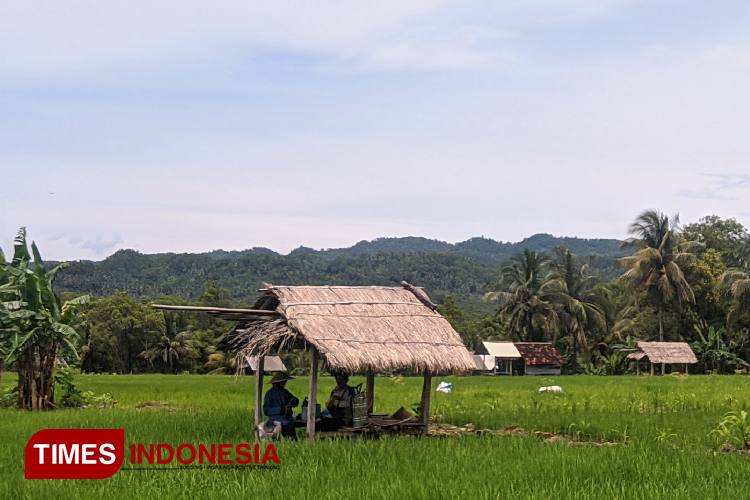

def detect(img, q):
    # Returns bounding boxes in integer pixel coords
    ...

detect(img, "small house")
[626,342,697,375]
[514,342,564,375]
[475,341,522,375]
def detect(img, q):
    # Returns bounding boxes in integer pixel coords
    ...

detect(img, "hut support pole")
[650,362,654,376]
[307,349,319,439]
[420,370,432,434]
[366,371,375,414]
[254,356,265,436]
[636,361,639,376]
[661,363,665,375]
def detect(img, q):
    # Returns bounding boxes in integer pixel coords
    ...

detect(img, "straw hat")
[268,372,294,385]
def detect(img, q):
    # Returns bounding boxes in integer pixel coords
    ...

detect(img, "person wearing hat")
[263,372,299,439]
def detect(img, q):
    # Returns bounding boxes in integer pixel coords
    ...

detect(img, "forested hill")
[56,233,625,305]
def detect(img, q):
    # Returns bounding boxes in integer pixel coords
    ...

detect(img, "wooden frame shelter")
[163,282,475,439]
[626,341,698,375]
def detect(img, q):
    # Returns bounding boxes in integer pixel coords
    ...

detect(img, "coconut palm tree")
[546,248,608,363]
[140,333,196,373]
[619,210,696,348]
[719,267,750,325]
[486,249,559,341]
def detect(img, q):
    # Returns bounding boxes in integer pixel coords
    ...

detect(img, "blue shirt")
[263,386,299,419]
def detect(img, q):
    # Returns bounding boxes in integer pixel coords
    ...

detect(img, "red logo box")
[25,428,125,479]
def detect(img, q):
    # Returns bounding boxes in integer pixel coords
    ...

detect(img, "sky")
[1,1,749,260]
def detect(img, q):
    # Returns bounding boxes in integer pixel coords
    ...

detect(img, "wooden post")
[254,356,265,436]
[650,362,654,376]
[636,360,640,376]
[366,371,375,414]
[307,348,319,439]
[420,370,432,433]
[661,363,665,375]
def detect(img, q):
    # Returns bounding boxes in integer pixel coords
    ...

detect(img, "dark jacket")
[263,386,299,419]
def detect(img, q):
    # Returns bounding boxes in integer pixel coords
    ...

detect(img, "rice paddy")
[2,373,750,499]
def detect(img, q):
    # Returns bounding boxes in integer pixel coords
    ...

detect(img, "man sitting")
[324,372,356,430]
[263,372,299,439]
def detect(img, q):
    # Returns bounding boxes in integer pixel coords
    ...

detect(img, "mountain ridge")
[55,233,627,305]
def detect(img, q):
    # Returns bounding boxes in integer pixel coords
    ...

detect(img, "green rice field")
[2,373,750,499]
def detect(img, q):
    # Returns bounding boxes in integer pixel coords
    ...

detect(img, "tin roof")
[479,341,522,358]
[514,343,564,366]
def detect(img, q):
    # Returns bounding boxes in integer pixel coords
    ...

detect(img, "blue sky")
[2,1,749,260]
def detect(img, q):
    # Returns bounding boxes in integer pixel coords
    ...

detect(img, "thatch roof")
[626,342,697,364]
[233,284,476,374]
[514,343,564,366]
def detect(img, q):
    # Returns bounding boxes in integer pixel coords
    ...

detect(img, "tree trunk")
[658,306,665,375]
[657,306,664,342]
[16,344,57,411]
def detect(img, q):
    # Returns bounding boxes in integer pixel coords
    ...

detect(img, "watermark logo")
[25,428,279,479]
[25,428,125,479]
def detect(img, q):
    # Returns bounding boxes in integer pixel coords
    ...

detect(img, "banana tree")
[1,228,89,409]
[691,323,749,373]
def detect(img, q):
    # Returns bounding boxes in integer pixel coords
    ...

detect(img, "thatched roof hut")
[233,284,476,374]
[626,341,697,371]
[157,282,473,438]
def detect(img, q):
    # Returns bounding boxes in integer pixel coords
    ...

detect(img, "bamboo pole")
[307,349,319,439]
[254,356,265,436]
[366,371,375,414]
[420,370,432,434]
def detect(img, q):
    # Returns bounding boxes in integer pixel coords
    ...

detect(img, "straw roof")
[233,284,476,374]
[626,342,697,364]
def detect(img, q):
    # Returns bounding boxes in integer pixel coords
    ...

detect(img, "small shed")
[242,355,287,374]
[180,282,477,438]
[514,342,564,375]
[475,341,521,375]
[626,342,698,375]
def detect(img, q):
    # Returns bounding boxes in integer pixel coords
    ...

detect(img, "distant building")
[514,343,564,375]
[475,341,522,375]
[626,342,697,375]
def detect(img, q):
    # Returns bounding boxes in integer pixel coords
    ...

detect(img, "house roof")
[514,343,564,366]
[243,355,287,372]
[233,283,476,374]
[479,341,521,358]
[626,342,697,364]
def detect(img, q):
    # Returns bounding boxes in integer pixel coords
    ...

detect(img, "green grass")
[2,373,750,499]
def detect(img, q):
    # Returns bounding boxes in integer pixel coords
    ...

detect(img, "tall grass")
[1,373,749,499]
